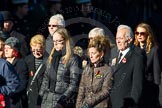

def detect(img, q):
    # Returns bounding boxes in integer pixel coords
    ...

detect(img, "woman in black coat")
[25,34,47,108]
[134,23,161,108]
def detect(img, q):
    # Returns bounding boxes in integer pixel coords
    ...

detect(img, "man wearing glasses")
[45,14,65,57]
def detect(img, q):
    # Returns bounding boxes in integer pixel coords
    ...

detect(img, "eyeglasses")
[53,39,64,44]
[48,25,60,27]
[135,32,147,36]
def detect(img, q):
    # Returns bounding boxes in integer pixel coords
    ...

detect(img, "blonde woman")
[134,23,161,108]
[37,27,82,108]
[25,34,46,108]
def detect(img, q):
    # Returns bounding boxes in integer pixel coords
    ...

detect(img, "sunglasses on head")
[48,25,60,27]
[135,32,147,36]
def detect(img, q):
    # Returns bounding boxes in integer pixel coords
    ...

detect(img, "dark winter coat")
[38,54,82,108]
[0,58,20,108]
[25,54,46,108]
[9,58,29,108]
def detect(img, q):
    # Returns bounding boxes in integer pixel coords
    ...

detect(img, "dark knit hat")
[5,37,20,51]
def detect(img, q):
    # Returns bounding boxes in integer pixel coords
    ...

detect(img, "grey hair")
[49,14,65,27]
[117,24,134,39]
[88,27,105,38]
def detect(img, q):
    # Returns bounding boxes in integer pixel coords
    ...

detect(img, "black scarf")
[48,50,62,91]
[90,58,105,68]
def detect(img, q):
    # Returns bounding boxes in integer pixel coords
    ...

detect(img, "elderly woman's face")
[88,47,103,65]
[31,44,44,59]
[53,32,65,51]
[48,19,59,35]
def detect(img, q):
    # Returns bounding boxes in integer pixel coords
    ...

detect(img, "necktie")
[118,52,123,63]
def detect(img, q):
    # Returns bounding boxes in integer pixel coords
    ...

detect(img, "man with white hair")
[45,14,65,57]
[109,25,145,108]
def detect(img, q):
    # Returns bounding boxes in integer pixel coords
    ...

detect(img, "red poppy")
[0,93,5,108]
[30,71,34,77]
[122,57,127,63]
[95,70,100,76]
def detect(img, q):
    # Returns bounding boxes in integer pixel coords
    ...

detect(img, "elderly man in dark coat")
[109,25,145,108]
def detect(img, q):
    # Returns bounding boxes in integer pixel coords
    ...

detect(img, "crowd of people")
[0,0,162,108]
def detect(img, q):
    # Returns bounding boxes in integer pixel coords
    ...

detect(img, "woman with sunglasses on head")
[134,22,161,108]
[37,27,82,108]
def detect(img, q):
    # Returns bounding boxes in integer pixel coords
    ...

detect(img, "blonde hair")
[30,34,45,49]
[134,23,155,53]
[48,27,73,65]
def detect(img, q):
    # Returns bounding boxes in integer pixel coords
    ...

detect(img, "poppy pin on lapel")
[95,70,102,78]
[122,57,127,63]
[30,71,34,77]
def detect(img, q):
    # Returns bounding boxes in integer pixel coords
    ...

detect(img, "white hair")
[88,27,105,38]
[117,24,134,39]
[49,14,65,27]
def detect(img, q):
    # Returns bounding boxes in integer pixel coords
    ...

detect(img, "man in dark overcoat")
[109,25,145,108]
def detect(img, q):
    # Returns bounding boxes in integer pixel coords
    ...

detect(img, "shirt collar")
[120,47,130,56]
[118,47,130,63]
